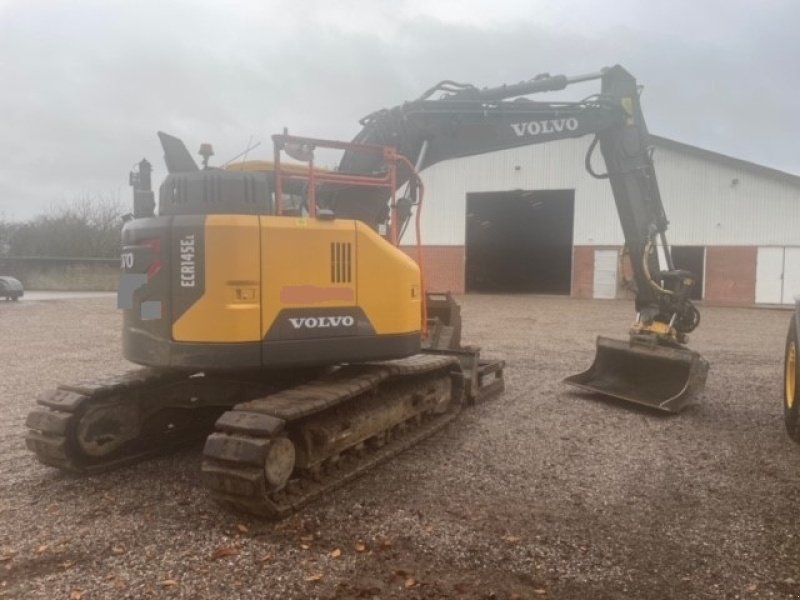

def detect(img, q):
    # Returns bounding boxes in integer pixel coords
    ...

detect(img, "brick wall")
[571,246,595,298]
[704,246,756,305]
[402,246,466,294]
[405,244,760,306]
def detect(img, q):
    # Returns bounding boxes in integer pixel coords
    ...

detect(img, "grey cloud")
[1,0,798,218]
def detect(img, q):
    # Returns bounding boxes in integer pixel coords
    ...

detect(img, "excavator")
[784,307,800,442]
[25,65,708,517]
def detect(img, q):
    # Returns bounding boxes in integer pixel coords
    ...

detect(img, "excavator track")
[25,351,504,518]
[202,354,478,518]
[26,369,190,472]
[25,368,317,473]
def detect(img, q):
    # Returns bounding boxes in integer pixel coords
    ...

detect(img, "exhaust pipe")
[564,336,709,413]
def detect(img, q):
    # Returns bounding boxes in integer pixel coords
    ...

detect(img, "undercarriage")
[25,350,504,517]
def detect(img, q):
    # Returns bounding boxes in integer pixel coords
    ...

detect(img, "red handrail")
[272,133,428,333]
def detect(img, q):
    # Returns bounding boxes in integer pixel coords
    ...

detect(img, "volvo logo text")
[289,316,356,329]
[510,118,579,137]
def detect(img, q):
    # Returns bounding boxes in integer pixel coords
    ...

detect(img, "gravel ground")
[0,295,797,599]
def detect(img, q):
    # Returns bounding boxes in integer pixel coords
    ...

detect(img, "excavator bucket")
[564,336,709,413]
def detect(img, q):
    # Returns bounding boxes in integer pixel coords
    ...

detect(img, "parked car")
[0,276,23,301]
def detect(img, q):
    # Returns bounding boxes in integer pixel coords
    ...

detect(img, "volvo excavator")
[25,65,708,517]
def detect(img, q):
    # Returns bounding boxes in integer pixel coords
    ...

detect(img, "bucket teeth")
[564,336,709,413]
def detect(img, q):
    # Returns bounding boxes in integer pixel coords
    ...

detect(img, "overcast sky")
[1,0,797,220]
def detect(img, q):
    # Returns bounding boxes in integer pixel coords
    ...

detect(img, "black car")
[0,276,23,301]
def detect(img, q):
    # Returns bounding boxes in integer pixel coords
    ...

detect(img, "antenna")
[221,137,262,169]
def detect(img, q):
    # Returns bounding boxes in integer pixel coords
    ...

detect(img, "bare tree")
[9,192,126,258]
[0,212,20,256]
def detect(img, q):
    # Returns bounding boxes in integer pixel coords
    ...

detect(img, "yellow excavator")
[785,309,799,441]
[25,65,707,517]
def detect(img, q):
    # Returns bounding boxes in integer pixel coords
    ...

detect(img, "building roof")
[651,135,800,187]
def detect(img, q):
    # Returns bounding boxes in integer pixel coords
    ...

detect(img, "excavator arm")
[333,64,708,411]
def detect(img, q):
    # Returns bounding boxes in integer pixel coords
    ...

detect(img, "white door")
[593,249,618,299]
[783,248,800,304]
[756,247,783,304]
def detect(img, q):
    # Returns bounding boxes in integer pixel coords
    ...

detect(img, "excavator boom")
[332,65,708,411]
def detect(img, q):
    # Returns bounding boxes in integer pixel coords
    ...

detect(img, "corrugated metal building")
[402,135,800,306]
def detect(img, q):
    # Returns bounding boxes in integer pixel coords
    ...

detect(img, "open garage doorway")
[466,189,575,293]
[670,246,704,300]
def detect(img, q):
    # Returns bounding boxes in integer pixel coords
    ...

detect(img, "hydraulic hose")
[585,135,609,180]
[642,239,675,296]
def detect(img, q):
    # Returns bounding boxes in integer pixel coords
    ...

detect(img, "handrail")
[271,132,428,333]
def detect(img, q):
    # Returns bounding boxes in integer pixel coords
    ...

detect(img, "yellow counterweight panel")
[354,222,422,335]
[260,216,358,337]
[173,215,261,342]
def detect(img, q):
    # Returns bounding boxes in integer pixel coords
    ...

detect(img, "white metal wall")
[402,137,800,248]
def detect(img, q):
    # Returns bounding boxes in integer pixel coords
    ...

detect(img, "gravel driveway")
[0,295,796,599]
